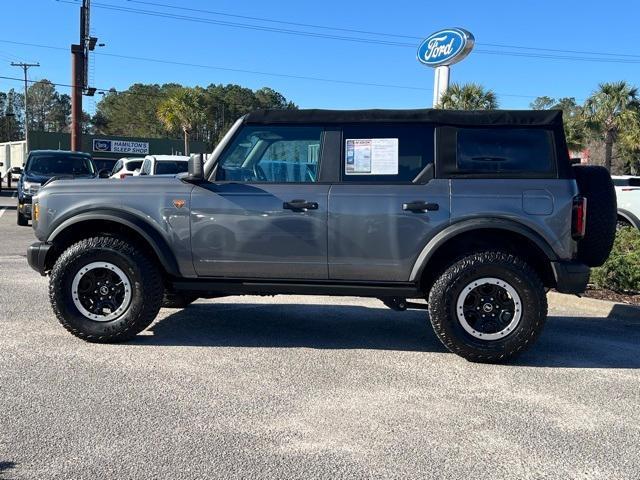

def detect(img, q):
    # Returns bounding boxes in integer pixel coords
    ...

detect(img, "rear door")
[328,123,450,282]
[190,125,330,279]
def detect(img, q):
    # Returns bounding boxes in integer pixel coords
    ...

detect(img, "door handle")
[283,199,319,211]
[402,201,439,212]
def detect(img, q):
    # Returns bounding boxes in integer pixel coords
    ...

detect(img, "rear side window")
[341,124,434,183]
[155,161,188,175]
[456,128,554,175]
[126,160,142,171]
[613,177,640,187]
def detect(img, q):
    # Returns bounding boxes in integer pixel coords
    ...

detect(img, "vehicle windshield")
[155,161,188,175]
[27,154,95,176]
[125,160,143,171]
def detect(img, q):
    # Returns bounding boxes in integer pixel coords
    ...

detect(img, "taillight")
[621,188,640,192]
[572,196,587,240]
[120,173,132,179]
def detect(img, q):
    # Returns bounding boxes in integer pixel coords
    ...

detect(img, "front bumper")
[18,197,33,219]
[27,242,52,276]
[551,261,590,294]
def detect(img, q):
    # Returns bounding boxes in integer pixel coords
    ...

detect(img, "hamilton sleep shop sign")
[93,139,150,155]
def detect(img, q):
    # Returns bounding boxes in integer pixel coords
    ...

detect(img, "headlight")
[23,181,41,195]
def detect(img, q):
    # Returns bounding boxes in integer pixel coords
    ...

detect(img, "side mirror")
[98,169,111,179]
[187,153,204,181]
[570,157,582,165]
[10,166,23,175]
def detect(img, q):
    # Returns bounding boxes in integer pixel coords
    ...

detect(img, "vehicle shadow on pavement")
[516,313,640,368]
[137,303,640,368]
[139,303,447,353]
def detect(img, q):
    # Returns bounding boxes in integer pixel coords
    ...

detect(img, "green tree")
[438,83,498,110]
[530,96,588,152]
[157,87,205,154]
[27,80,58,131]
[584,81,640,171]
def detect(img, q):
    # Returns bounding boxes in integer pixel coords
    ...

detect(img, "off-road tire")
[573,165,617,267]
[162,292,198,309]
[49,236,163,342]
[428,251,547,363]
[17,207,28,226]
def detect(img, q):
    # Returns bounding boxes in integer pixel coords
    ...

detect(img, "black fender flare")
[409,218,559,282]
[48,208,181,277]
[617,208,640,229]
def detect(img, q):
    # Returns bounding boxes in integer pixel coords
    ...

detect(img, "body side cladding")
[47,209,182,277]
[409,217,559,282]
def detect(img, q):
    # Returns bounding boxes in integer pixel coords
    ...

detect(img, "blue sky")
[1,0,639,113]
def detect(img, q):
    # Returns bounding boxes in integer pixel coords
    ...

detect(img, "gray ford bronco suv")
[27,109,617,362]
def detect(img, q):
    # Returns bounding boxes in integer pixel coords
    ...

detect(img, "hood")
[24,172,96,184]
[39,175,186,195]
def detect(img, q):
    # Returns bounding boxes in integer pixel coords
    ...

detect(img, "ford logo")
[417,28,474,67]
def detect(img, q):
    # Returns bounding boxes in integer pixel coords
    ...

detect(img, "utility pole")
[11,62,40,151]
[71,0,98,151]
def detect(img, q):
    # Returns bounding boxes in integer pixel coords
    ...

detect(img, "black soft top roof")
[244,109,563,127]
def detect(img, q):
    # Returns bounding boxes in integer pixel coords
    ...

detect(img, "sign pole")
[432,65,450,107]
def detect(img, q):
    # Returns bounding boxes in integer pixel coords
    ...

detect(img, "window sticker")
[345,138,398,175]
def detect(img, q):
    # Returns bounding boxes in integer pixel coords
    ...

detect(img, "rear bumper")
[27,242,52,276]
[551,261,590,294]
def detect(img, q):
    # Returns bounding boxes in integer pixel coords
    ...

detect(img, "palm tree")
[157,88,205,154]
[438,83,498,110]
[584,81,640,171]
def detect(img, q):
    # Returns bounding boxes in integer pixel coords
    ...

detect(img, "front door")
[191,125,329,279]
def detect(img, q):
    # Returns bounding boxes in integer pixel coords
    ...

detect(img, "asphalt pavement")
[1,189,639,479]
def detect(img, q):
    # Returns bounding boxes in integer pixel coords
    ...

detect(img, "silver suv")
[27,109,617,362]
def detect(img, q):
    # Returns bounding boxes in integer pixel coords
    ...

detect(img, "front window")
[217,126,322,183]
[26,154,95,176]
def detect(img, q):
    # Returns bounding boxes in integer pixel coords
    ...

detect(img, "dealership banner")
[93,139,149,155]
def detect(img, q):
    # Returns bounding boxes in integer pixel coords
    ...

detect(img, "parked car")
[109,157,144,179]
[15,150,97,226]
[93,158,117,175]
[135,155,190,176]
[27,109,617,363]
[612,175,640,229]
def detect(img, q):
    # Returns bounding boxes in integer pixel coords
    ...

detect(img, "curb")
[548,291,640,321]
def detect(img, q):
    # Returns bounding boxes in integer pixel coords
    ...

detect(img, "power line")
[0,74,582,104]
[57,0,640,64]
[0,40,587,101]
[119,0,640,60]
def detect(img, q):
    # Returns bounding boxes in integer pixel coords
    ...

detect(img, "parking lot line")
[0,190,17,219]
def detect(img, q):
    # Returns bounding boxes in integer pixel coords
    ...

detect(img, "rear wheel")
[428,251,547,363]
[49,236,163,342]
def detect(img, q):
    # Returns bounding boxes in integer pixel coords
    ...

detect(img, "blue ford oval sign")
[417,28,475,67]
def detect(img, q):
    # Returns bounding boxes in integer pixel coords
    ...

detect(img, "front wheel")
[49,236,164,342]
[428,251,547,363]
[17,206,28,226]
